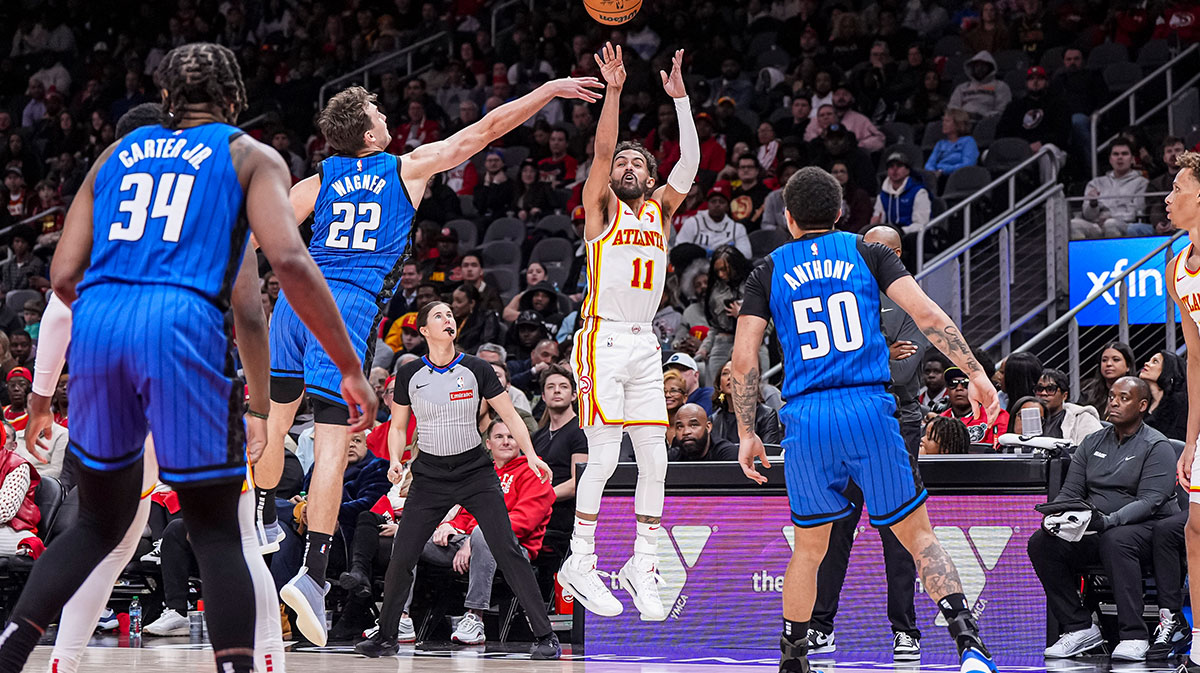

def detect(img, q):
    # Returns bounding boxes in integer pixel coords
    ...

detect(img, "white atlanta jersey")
[580,198,668,324]
[1172,242,1200,327]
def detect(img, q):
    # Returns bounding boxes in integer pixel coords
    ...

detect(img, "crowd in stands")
[1,0,1199,656]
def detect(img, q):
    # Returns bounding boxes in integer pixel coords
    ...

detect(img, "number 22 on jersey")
[630,257,654,290]
[793,290,864,360]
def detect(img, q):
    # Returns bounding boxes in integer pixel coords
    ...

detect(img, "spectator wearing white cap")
[663,353,714,416]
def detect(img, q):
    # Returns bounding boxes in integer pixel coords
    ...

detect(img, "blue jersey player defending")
[0,43,375,673]
[254,77,602,646]
[732,167,1000,673]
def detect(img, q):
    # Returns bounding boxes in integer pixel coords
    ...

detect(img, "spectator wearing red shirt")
[537,128,577,187]
[696,113,727,180]
[939,366,1009,443]
[389,100,440,152]
[1153,0,1200,42]
[0,421,40,558]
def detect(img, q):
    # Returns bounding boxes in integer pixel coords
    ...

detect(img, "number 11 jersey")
[740,231,911,399]
[310,151,415,295]
[580,198,667,324]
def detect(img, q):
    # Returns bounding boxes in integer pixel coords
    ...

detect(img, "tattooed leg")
[890,504,963,600]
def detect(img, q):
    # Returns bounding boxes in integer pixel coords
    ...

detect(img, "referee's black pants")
[811,417,921,639]
[377,447,552,641]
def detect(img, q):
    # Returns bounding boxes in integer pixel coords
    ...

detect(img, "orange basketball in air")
[584,0,642,25]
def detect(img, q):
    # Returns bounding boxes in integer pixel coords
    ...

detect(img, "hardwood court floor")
[24,642,1181,672]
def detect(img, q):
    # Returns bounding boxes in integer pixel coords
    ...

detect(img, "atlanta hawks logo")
[579,375,593,394]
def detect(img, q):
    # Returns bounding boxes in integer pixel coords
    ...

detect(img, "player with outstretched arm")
[731,167,999,673]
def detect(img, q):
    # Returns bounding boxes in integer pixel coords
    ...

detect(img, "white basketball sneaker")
[617,554,666,621]
[557,553,622,617]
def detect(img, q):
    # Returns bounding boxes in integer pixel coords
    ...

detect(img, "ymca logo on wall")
[598,525,713,622]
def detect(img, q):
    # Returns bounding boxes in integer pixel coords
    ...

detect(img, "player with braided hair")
[0,42,376,673]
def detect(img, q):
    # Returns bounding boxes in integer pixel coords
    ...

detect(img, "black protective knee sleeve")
[175,482,256,655]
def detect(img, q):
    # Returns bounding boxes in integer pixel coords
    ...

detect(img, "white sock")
[571,515,597,556]
[1191,628,1200,665]
[634,520,659,559]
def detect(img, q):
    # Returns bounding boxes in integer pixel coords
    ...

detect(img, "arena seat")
[481,217,526,244]
[534,214,574,240]
[1087,42,1129,71]
[480,240,521,272]
[444,219,478,250]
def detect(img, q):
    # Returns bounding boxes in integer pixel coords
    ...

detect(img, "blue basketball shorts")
[269,280,379,412]
[68,284,246,486]
[780,386,927,528]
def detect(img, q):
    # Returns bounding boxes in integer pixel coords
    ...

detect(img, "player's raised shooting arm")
[401,77,602,200]
[50,143,116,305]
[230,245,269,415]
[651,49,697,222]
[234,136,377,429]
[583,43,625,240]
[289,174,320,224]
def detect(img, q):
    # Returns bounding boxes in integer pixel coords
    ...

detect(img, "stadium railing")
[1090,43,1200,178]
[1013,230,1186,400]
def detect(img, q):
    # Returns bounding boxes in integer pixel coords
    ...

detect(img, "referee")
[355,301,560,659]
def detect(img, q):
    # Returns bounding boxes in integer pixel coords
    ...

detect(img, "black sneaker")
[1149,609,1192,660]
[530,632,561,660]
[1174,660,1200,673]
[780,636,811,673]
[354,635,399,658]
[338,568,372,598]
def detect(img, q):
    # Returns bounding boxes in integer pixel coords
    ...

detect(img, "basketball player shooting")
[557,44,699,620]
[731,167,1000,673]
[1165,150,1200,673]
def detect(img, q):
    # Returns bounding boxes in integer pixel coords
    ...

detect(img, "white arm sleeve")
[32,292,71,398]
[667,96,699,193]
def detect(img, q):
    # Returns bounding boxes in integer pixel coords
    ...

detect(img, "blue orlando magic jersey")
[83,122,247,306]
[741,231,911,399]
[310,152,415,294]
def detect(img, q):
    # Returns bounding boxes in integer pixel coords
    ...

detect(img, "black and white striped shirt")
[394,353,505,457]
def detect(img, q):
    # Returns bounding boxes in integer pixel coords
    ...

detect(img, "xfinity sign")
[1069,236,1182,327]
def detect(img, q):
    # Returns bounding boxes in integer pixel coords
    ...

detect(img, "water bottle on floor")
[129,596,142,643]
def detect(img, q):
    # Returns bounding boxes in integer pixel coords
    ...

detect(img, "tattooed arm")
[732,314,771,484]
[885,275,1000,422]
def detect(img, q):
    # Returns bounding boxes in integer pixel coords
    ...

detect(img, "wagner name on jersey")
[581,199,667,324]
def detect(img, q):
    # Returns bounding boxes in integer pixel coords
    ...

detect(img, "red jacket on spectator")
[366,419,415,462]
[699,136,727,175]
[445,454,554,559]
[389,119,440,152]
[0,449,40,533]
[940,407,1010,445]
[446,160,478,196]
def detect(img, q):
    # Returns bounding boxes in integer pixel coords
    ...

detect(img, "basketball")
[584,0,642,25]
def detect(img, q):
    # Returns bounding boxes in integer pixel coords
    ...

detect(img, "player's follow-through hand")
[968,371,1001,434]
[594,42,625,88]
[739,434,771,485]
[660,49,686,98]
[341,371,378,433]
[550,76,604,103]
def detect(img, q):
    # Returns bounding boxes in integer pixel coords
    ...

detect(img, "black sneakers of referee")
[354,634,399,658]
[530,632,562,660]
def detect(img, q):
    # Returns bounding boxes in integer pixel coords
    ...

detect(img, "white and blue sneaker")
[258,519,284,555]
[960,645,998,673]
[96,607,119,631]
[280,567,330,646]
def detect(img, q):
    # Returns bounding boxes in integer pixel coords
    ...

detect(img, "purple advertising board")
[585,494,1045,664]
